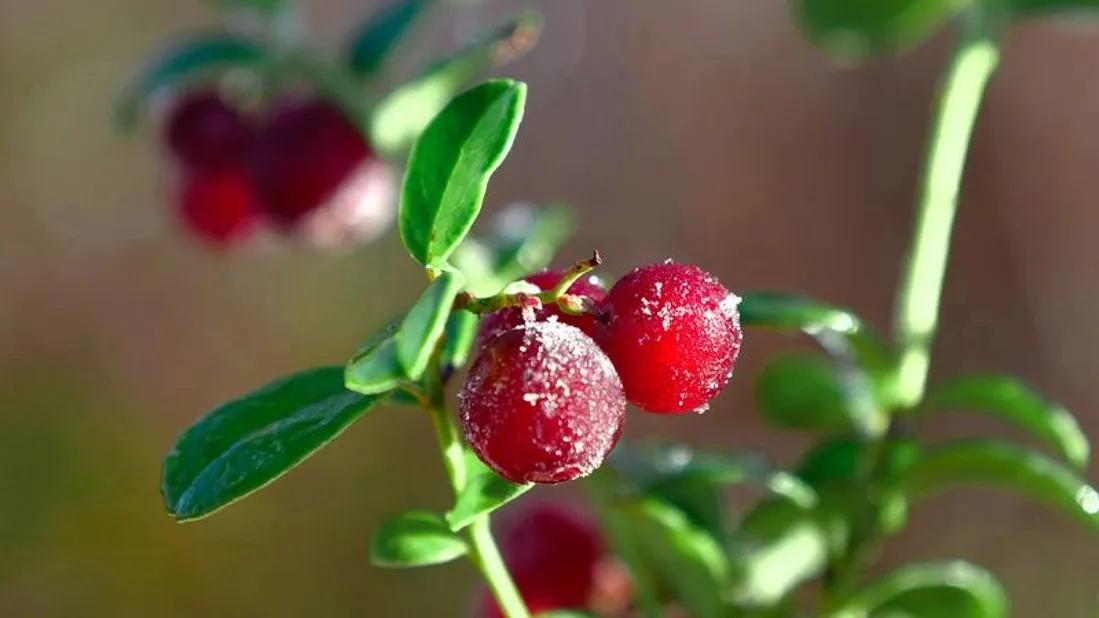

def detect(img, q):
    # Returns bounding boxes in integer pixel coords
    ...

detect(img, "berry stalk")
[456,251,603,316]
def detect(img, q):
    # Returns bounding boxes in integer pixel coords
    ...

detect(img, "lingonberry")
[476,270,608,350]
[596,260,742,414]
[459,320,626,484]
[162,88,252,172]
[248,97,382,232]
[175,167,260,245]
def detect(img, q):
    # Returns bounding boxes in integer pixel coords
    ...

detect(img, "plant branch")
[455,251,603,316]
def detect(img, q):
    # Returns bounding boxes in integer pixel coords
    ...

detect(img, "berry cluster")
[161,87,393,248]
[459,260,743,484]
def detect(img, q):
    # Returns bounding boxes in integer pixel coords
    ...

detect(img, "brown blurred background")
[3,1,1099,616]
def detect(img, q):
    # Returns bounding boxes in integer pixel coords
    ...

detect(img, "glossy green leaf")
[446,452,533,531]
[345,317,405,396]
[162,367,384,521]
[396,270,464,380]
[369,510,469,568]
[795,435,862,488]
[115,33,266,131]
[398,79,527,267]
[756,351,885,434]
[730,498,830,607]
[441,309,480,371]
[619,497,730,618]
[833,561,1008,618]
[922,374,1088,469]
[899,439,1099,530]
[346,0,430,76]
[793,0,963,63]
[369,11,542,157]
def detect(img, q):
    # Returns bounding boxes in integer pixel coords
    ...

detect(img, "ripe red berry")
[163,89,252,172]
[476,270,608,350]
[248,98,380,231]
[175,167,259,244]
[459,321,626,484]
[596,260,742,414]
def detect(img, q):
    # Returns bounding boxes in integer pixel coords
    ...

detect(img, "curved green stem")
[891,14,1001,410]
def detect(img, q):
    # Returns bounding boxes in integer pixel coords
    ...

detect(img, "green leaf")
[833,561,1008,618]
[346,0,431,77]
[792,0,963,63]
[369,11,542,157]
[396,270,465,380]
[794,435,862,488]
[441,308,480,370]
[115,33,266,132]
[369,510,469,568]
[446,452,533,531]
[731,499,830,607]
[756,351,885,435]
[922,374,1088,469]
[162,367,384,521]
[898,439,1099,531]
[345,317,406,396]
[398,79,527,267]
[619,497,730,618]
[1008,0,1099,17]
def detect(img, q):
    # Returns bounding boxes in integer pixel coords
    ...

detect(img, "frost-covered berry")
[459,321,626,484]
[596,260,742,414]
[175,167,259,245]
[163,89,252,172]
[476,270,608,350]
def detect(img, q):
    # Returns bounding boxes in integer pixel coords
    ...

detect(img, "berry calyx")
[175,167,260,245]
[459,320,626,484]
[476,269,608,351]
[163,89,252,172]
[596,260,742,414]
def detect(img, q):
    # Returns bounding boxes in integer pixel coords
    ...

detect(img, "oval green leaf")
[162,367,385,521]
[730,498,830,608]
[793,0,963,63]
[396,269,465,380]
[369,510,469,568]
[898,439,1099,531]
[446,452,533,531]
[398,79,527,267]
[441,309,480,371]
[922,374,1088,469]
[833,560,1008,618]
[756,351,881,433]
[369,11,542,157]
[345,317,406,396]
[115,33,266,132]
[346,0,431,77]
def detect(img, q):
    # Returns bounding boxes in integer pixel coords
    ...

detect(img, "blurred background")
[3,0,1099,616]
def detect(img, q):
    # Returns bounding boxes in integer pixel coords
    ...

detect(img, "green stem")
[891,14,1001,410]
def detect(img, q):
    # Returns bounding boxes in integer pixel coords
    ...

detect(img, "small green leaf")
[833,560,1008,618]
[922,374,1089,469]
[756,351,884,434]
[793,0,963,63]
[398,79,527,267]
[447,453,533,531]
[794,435,862,488]
[115,33,266,131]
[731,499,830,607]
[369,510,469,568]
[441,309,480,371]
[898,439,1099,531]
[346,0,431,76]
[345,317,405,396]
[162,367,384,521]
[369,11,542,157]
[396,270,465,380]
[619,497,730,618]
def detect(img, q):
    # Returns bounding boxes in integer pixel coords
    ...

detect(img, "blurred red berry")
[163,89,252,172]
[596,260,742,414]
[476,270,608,350]
[175,167,259,245]
[459,320,626,484]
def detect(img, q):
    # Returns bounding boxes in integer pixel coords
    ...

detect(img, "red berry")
[249,98,378,230]
[477,270,608,350]
[163,89,252,172]
[459,321,626,484]
[596,260,742,414]
[175,167,259,244]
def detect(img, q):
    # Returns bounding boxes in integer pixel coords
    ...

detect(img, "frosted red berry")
[596,260,742,414]
[175,167,259,244]
[163,89,252,172]
[248,97,377,229]
[459,320,626,484]
[476,270,608,350]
